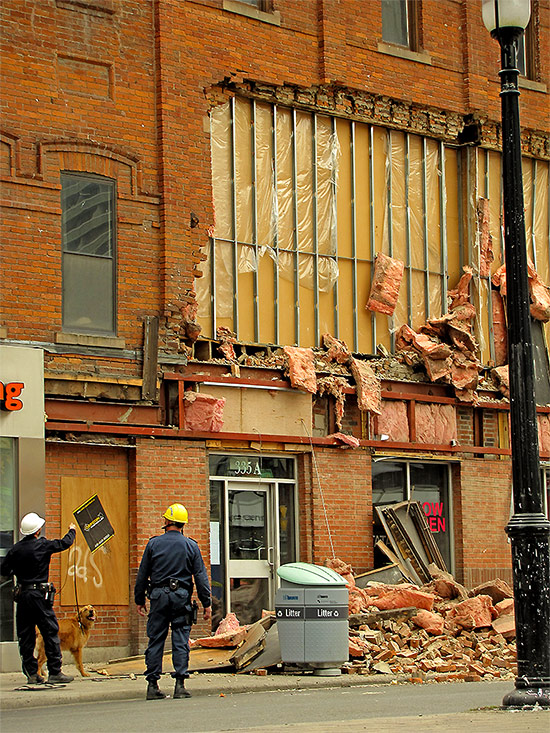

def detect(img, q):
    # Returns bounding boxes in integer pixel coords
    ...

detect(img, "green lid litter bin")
[275,562,349,676]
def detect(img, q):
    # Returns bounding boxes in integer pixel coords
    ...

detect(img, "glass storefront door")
[227,483,273,626]
[209,454,297,630]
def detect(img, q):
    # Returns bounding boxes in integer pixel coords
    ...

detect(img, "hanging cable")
[300,418,336,560]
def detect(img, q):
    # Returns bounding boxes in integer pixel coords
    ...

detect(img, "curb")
[0,671,398,711]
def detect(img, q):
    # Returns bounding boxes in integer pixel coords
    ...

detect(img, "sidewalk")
[0,664,400,710]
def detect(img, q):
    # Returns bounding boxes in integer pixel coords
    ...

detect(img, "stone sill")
[377,42,432,66]
[55,332,126,349]
[223,1,281,26]
[519,77,547,93]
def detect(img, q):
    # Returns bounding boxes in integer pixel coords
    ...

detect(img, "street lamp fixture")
[482,0,550,708]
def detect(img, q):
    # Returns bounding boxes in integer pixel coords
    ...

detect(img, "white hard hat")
[20,512,45,536]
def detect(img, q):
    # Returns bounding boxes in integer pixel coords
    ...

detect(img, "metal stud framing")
[332,116,339,339]
[351,120,359,351]
[312,115,320,347]
[369,124,377,353]
[291,108,300,345]
[251,99,260,342]
[272,104,280,345]
[230,96,239,337]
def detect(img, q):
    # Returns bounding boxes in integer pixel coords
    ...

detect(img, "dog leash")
[73,552,84,633]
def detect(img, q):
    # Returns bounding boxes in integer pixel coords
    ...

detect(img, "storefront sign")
[73,494,115,553]
[0,381,24,411]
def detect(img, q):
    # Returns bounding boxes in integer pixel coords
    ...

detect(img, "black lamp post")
[482,0,550,708]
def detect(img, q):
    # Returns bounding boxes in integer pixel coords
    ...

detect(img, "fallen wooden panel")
[376,501,446,584]
[238,624,282,673]
[375,540,418,584]
[104,646,235,675]
[188,646,235,672]
[229,616,273,670]
[354,563,404,587]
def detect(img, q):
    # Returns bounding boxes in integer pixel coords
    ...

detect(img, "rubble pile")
[327,558,517,681]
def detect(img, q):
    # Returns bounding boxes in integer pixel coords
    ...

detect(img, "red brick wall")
[304,446,372,574]
[454,459,513,588]
[45,443,130,650]
[130,438,211,651]
[3,0,548,354]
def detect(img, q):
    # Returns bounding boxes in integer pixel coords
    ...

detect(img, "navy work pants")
[145,587,192,682]
[16,590,62,678]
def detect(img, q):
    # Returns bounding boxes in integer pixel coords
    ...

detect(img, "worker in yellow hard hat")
[134,503,211,700]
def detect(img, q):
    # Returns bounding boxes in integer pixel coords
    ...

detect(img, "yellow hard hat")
[163,503,188,524]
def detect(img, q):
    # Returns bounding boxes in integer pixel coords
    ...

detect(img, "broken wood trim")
[141,316,159,400]
[408,399,416,442]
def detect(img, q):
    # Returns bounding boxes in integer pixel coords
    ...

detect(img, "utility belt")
[14,582,56,603]
[150,578,191,593]
[147,580,198,624]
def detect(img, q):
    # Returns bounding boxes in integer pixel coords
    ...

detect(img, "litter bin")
[275,562,349,676]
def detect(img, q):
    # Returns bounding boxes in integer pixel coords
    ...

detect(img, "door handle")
[267,546,274,567]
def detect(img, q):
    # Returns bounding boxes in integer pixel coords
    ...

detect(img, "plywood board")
[199,384,311,436]
[60,477,129,606]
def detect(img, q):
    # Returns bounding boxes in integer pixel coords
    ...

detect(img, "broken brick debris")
[283,346,317,394]
[366,252,404,316]
[448,267,473,309]
[493,261,550,323]
[326,557,517,682]
[491,364,509,399]
[527,259,550,322]
[469,578,513,605]
[216,326,237,361]
[182,391,225,431]
[322,333,351,365]
[350,357,381,414]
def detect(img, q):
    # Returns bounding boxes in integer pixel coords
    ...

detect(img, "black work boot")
[26,673,45,685]
[47,672,74,684]
[146,680,166,700]
[173,677,191,699]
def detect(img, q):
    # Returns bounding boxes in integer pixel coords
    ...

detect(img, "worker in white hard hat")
[1,512,76,685]
[134,503,211,700]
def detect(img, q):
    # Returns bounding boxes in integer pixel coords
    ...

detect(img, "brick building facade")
[1,0,549,668]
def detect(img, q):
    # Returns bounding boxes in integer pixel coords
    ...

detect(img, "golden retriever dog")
[37,605,96,677]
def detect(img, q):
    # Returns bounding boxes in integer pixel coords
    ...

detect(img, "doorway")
[209,454,297,630]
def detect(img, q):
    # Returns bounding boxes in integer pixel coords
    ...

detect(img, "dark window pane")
[62,175,114,256]
[382,0,409,46]
[372,461,406,505]
[278,484,296,566]
[63,252,114,333]
[410,463,451,570]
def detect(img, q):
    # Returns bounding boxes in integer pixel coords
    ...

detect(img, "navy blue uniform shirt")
[134,531,211,608]
[1,529,75,584]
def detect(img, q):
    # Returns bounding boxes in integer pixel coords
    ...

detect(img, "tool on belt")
[14,582,56,603]
[192,600,198,624]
